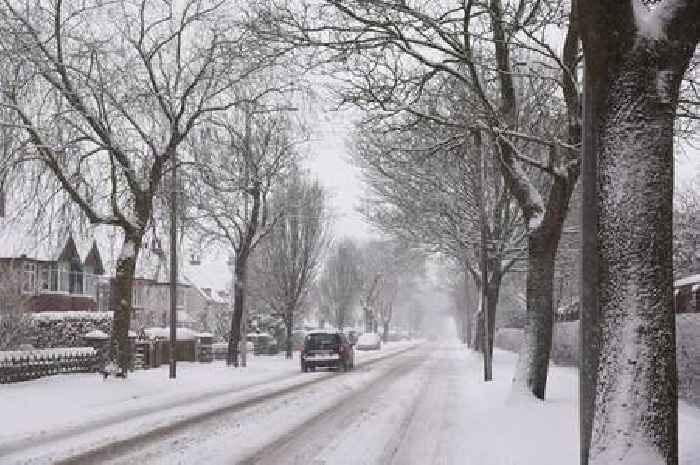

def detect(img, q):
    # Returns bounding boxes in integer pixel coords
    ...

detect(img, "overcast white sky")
[303,110,379,242]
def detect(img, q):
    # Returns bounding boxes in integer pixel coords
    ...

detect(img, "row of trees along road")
[357,239,427,341]
[314,236,427,338]
[257,0,581,399]
[253,0,698,463]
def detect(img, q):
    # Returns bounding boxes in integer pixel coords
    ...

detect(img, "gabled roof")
[57,235,81,264]
[84,240,105,275]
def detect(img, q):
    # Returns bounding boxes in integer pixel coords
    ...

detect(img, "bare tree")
[252,170,331,358]
[578,2,699,464]
[188,105,300,366]
[318,238,362,331]
[0,0,286,375]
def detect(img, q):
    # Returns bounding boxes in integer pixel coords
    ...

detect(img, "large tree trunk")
[485,273,501,367]
[227,254,248,367]
[463,271,475,348]
[512,151,577,398]
[382,319,390,343]
[111,233,141,377]
[585,46,685,465]
[512,231,558,398]
[578,3,698,462]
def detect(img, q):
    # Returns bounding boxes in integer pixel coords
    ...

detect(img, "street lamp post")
[169,149,178,379]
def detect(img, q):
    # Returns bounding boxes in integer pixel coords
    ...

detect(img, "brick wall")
[29,294,97,312]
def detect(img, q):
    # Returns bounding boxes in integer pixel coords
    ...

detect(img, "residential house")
[128,272,230,336]
[0,236,107,313]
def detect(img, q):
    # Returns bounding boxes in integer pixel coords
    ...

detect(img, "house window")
[177,287,185,310]
[133,283,145,309]
[22,262,36,294]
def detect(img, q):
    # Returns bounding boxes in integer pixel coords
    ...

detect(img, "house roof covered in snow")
[144,327,199,340]
[674,274,700,288]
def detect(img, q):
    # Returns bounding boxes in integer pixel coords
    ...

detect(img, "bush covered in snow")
[494,328,523,353]
[677,314,700,405]
[551,321,578,366]
[26,312,113,349]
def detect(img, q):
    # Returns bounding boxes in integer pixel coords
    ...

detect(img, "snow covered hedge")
[0,347,97,362]
[677,314,700,405]
[0,347,98,383]
[26,312,113,349]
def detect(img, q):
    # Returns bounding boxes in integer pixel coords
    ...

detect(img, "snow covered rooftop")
[32,312,113,321]
[144,327,199,341]
[674,274,700,288]
[83,330,109,339]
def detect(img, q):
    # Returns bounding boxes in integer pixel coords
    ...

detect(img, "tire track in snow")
[38,344,422,465]
[235,349,431,465]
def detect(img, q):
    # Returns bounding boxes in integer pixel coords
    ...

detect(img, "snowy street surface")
[1,341,699,465]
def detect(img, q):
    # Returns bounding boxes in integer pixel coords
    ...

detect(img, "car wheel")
[301,362,308,373]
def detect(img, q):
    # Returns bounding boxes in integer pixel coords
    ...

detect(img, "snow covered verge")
[0,340,420,462]
[495,314,700,405]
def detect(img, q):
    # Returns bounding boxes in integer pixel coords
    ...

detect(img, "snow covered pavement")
[2,341,699,464]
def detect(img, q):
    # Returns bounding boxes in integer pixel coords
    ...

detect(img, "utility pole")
[169,150,178,379]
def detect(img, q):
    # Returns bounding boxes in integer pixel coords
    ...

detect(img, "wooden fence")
[0,348,98,384]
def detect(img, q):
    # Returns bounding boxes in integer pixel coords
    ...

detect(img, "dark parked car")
[300,331,354,372]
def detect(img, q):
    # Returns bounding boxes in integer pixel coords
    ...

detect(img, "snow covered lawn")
[439,348,700,465]
[0,341,418,451]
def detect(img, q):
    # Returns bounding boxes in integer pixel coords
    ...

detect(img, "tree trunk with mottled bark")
[486,275,501,361]
[228,254,248,367]
[111,234,142,377]
[578,2,698,463]
[513,230,558,398]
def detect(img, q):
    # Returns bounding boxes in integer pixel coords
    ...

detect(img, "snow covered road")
[0,342,419,465]
[3,342,700,465]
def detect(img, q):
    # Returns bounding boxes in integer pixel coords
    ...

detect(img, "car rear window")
[306,333,339,347]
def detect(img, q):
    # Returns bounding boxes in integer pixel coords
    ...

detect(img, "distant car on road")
[355,333,382,351]
[300,331,354,372]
